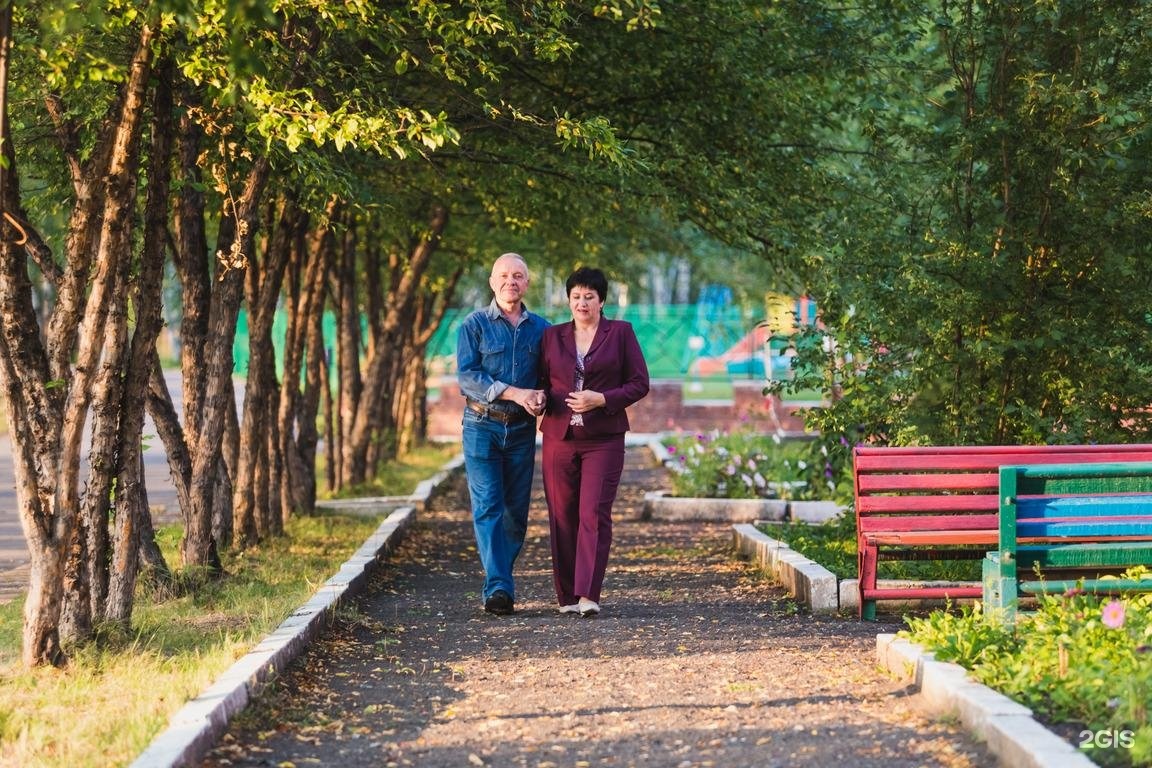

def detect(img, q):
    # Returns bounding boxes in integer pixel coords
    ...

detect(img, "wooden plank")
[1016,519,1152,538]
[857,472,997,492]
[1016,541,1152,569]
[858,513,998,532]
[856,495,998,514]
[1011,461,1152,480]
[863,530,996,546]
[1016,496,1152,519]
[862,586,983,600]
[1019,477,1152,495]
[1020,579,1152,595]
[855,444,1152,458]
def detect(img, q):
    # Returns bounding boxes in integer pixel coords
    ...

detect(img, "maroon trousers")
[541,430,626,605]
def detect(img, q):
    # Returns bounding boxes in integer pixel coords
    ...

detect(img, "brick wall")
[427,379,814,440]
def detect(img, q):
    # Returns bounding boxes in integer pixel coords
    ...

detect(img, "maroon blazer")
[539,319,650,440]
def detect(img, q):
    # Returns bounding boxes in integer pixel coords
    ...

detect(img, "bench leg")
[981,552,1017,625]
[859,543,878,621]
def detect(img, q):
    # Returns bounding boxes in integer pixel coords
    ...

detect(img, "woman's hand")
[565,390,605,413]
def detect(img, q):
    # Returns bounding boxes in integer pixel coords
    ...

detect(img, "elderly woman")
[539,267,650,617]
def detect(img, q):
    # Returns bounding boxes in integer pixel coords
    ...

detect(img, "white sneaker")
[558,603,581,614]
[578,597,600,616]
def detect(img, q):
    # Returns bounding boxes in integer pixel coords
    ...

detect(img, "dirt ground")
[200,446,998,768]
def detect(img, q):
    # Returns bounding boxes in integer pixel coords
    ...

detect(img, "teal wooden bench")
[853,444,1152,620]
[982,462,1152,623]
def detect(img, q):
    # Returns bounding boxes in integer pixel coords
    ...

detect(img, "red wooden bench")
[853,444,1152,619]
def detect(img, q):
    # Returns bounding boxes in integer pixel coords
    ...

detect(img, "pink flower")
[1102,599,1126,629]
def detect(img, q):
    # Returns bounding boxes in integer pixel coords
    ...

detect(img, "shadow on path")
[201,446,996,768]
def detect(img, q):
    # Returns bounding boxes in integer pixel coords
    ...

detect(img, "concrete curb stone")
[736,524,1097,767]
[731,523,839,614]
[130,507,415,768]
[130,453,464,768]
[876,634,1097,768]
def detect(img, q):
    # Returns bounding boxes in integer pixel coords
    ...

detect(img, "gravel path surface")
[201,446,997,768]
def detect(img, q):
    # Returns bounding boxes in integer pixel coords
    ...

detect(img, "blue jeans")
[461,410,537,601]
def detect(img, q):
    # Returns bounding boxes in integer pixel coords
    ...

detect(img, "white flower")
[797,460,808,470]
[741,473,754,488]
[772,433,782,445]
[725,464,737,476]
[753,472,766,488]
[746,459,757,471]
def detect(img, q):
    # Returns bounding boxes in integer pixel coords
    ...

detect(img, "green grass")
[681,378,735,401]
[0,442,459,768]
[323,440,459,499]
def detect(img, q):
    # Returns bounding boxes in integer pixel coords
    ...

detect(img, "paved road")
[0,372,229,603]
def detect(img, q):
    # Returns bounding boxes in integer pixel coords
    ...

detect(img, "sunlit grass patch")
[0,443,458,768]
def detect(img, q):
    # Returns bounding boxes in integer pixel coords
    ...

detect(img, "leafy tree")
[793,1,1152,447]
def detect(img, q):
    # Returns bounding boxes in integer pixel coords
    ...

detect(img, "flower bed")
[659,430,978,582]
[661,429,850,502]
[902,576,1152,768]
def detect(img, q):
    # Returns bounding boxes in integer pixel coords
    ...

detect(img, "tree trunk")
[333,218,361,491]
[106,56,177,625]
[234,195,293,546]
[341,205,447,487]
[0,16,156,665]
[181,156,270,569]
[279,201,333,515]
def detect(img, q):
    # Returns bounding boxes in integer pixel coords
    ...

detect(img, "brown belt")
[466,400,533,425]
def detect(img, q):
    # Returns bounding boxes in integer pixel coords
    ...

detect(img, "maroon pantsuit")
[539,319,649,606]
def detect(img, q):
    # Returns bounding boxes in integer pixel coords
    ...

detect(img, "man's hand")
[504,386,546,416]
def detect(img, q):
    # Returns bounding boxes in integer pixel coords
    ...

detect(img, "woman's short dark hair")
[565,267,608,303]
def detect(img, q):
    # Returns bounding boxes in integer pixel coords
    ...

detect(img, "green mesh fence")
[426,303,773,380]
[235,301,804,383]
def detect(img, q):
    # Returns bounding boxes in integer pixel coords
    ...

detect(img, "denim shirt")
[457,300,549,405]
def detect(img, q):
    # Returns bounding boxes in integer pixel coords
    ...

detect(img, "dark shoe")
[484,590,514,616]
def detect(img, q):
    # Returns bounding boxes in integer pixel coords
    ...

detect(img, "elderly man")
[456,252,549,615]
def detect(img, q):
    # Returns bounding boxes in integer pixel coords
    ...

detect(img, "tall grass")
[0,442,459,768]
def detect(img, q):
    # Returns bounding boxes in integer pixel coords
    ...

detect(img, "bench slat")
[865,530,996,546]
[857,473,997,492]
[1017,495,1152,518]
[1017,520,1152,537]
[859,514,998,533]
[861,586,983,600]
[1020,578,1152,595]
[857,495,998,514]
[1016,541,1152,569]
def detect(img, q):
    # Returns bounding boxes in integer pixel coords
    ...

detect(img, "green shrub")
[903,573,1152,768]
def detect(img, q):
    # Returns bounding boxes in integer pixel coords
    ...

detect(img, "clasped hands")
[518,388,547,417]
[513,387,604,417]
